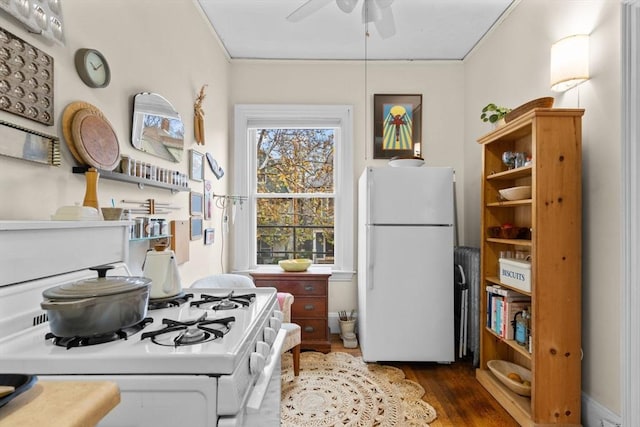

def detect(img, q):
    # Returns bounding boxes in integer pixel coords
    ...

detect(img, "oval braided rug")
[281,351,437,426]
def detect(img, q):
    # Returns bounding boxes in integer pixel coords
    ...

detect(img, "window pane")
[255,128,334,194]
[256,198,334,265]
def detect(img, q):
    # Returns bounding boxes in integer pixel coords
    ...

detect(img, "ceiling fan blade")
[287,0,333,22]
[362,0,382,23]
[374,6,395,38]
[336,0,358,13]
[375,0,394,8]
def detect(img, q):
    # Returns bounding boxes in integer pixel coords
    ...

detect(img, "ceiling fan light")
[336,0,358,13]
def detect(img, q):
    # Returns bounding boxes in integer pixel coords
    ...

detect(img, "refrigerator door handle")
[367,225,374,290]
[366,167,372,225]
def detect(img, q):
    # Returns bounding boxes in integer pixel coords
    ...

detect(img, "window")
[233,105,354,280]
[255,128,334,264]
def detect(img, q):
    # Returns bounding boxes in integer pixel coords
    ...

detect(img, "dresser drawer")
[292,297,327,318]
[296,319,328,341]
[264,280,326,296]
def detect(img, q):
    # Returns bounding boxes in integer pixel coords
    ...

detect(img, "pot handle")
[41,298,94,309]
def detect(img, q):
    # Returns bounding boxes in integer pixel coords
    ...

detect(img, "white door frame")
[621,1,639,425]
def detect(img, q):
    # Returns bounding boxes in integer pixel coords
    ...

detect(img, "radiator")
[454,246,480,366]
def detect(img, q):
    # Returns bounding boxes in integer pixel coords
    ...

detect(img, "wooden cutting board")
[61,101,106,165]
[170,220,190,264]
[0,381,120,427]
[71,109,120,171]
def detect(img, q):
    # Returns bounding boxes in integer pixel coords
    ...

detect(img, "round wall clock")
[74,48,111,88]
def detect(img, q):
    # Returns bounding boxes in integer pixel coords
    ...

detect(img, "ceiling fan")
[287,0,396,39]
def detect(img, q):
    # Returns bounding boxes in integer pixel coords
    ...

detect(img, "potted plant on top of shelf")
[480,103,511,127]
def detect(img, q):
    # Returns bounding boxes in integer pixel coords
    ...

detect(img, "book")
[485,284,527,298]
[504,300,531,340]
[494,295,503,336]
[486,289,531,339]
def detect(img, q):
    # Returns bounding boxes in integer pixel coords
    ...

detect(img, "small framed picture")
[190,191,203,216]
[190,217,203,240]
[373,94,423,159]
[204,228,215,245]
[204,180,212,220]
[189,149,204,181]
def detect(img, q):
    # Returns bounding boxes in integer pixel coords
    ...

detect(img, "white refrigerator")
[357,166,454,362]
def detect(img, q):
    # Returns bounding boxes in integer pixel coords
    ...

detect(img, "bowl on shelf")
[388,156,425,168]
[278,259,312,272]
[498,186,532,201]
[487,360,532,397]
[504,97,555,123]
[101,207,123,220]
[487,226,521,239]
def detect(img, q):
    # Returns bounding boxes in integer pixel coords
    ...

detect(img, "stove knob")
[256,340,270,358]
[273,310,284,322]
[270,316,282,331]
[263,326,276,345]
[249,352,266,375]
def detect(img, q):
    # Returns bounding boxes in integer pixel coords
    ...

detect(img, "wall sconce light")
[550,34,590,92]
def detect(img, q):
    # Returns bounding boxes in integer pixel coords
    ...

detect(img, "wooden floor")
[329,334,519,427]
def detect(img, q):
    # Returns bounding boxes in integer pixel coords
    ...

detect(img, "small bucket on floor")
[339,319,358,348]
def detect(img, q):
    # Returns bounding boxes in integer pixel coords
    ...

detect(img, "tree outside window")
[254,128,335,265]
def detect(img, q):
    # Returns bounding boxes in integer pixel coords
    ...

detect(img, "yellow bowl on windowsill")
[278,259,312,272]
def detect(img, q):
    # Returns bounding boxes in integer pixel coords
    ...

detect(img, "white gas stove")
[0,221,284,427]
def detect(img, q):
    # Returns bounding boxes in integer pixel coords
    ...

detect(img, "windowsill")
[233,267,355,282]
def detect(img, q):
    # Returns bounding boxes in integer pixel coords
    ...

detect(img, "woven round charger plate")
[504,97,555,123]
[281,351,438,427]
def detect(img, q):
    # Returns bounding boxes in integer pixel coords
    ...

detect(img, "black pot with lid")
[41,265,151,337]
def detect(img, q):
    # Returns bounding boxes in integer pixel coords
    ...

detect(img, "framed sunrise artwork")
[373,94,422,159]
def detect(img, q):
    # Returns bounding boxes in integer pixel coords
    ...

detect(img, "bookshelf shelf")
[486,238,531,246]
[485,277,532,297]
[485,327,533,360]
[487,199,532,208]
[477,108,584,426]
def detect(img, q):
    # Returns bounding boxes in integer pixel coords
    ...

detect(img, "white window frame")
[233,104,354,281]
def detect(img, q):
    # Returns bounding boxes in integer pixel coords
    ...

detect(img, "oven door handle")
[245,328,286,413]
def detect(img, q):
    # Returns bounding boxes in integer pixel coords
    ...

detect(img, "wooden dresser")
[251,268,331,353]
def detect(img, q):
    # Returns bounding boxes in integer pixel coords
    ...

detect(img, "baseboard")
[581,392,621,427]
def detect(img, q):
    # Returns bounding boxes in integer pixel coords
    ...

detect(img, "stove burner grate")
[140,313,235,346]
[148,292,194,310]
[190,291,256,311]
[46,317,154,349]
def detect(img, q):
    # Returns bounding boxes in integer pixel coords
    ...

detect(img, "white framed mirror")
[131,93,184,163]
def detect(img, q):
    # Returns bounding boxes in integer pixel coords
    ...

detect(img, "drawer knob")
[304,326,315,333]
[304,285,314,291]
[304,304,315,310]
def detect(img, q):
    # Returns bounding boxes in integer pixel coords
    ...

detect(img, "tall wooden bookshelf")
[475,108,584,426]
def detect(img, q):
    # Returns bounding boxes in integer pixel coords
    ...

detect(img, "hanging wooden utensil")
[194,85,207,145]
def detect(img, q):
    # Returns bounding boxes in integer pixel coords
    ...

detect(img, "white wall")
[0,0,231,286]
[229,60,465,314]
[463,0,621,417]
